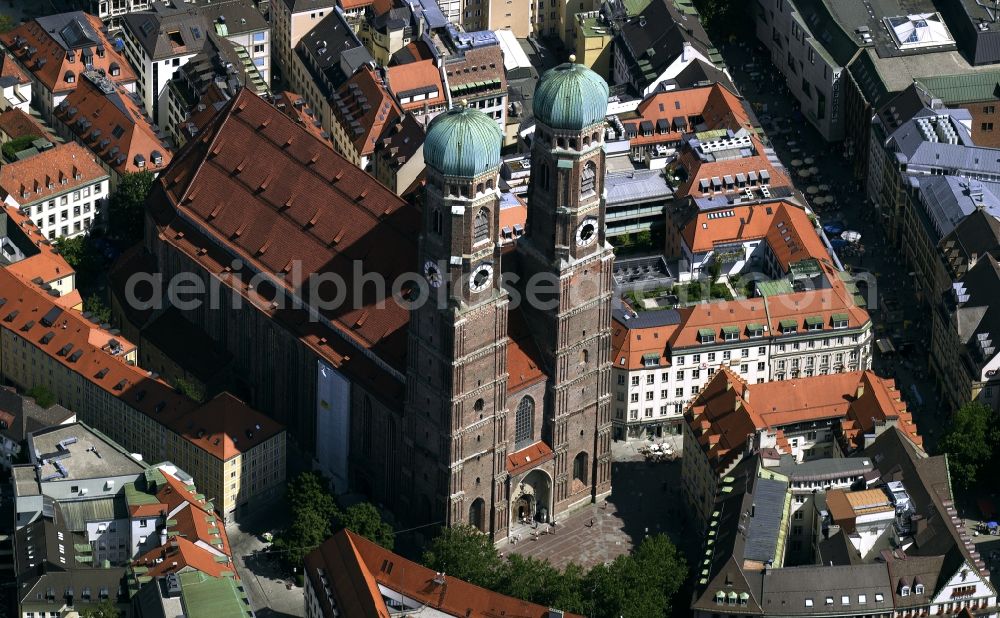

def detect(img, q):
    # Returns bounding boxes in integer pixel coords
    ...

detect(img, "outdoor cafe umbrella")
[806,185,819,195]
[798,168,811,178]
[803,157,815,165]
[790,159,803,167]
[808,166,819,175]
[813,195,827,205]
[819,184,831,192]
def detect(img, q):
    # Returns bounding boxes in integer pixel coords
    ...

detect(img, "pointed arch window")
[432,208,443,235]
[537,163,550,190]
[474,208,490,244]
[514,396,534,449]
[581,161,597,196]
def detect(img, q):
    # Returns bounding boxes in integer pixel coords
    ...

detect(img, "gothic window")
[432,208,442,235]
[469,497,485,532]
[572,452,589,485]
[581,161,597,196]
[361,396,373,456]
[514,396,534,448]
[580,349,589,364]
[473,208,489,244]
[537,163,550,190]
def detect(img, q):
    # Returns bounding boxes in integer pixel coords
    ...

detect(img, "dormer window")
[747,324,764,338]
[805,316,823,331]
[642,353,659,367]
[722,326,739,341]
[832,313,849,329]
[698,328,715,344]
[779,319,797,334]
[914,584,924,595]
[900,586,910,597]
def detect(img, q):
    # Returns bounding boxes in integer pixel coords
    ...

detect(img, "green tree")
[78,600,120,618]
[54,235,87,269]
[273,472,339,566]
[499,555,584,613]
[108,171,154,244]
[173,376,205,403]
[707,260,722,283]
[334,502,395,550]
[2,134,41,161]
[422,524,504,590]
[85,294,112,325]
[634,229,652,248]
[939,401,998,491]
[26,385,55,408]
[583,534,686,618]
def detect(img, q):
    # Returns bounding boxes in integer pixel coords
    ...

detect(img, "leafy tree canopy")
[939,401,999,492]
[109,171,154,244]
[334,502,395,550]
[26,385,55,408]
[78,600,119,618]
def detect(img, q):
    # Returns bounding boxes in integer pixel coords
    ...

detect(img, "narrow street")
[717,39,945,450]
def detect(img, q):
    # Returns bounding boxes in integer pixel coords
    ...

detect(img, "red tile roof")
[0,266,282,460]
[680,200,828,271]
[385,60,445,112]
[611,316,677,370]
[274,90,333,148]
[0,108,47,141]
[149,89,544,408]
[686,368,922,473]
[624,83,749,148]
[506,441,554,475]
[0,142,107,205]
[0,14,135,95]
[133,469,235,577]
[308,530,585,618]
[333,66,401,158]
[672,134,789,200]
[507,308,545,392]
[0,52,29,85]
[54,71,170,175]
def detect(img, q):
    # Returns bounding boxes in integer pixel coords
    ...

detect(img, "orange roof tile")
[346,530,584,618]
[624,83,749,148]
[0,108,48,141]
[333,66,401,157]
[0,202,75,292]
[0,142,108,205]
[506,441,555,475]
[507,308,546,391]
[339,0,375,9]
[385,60,445,112]
[0,52,29,85]
[668,301,769,350]
[680,199,832,273]
[672,134,789,200]
[0,266,283,460]
[274,90,333,148]
[611,316,677,370]
[0,14,136,95]
[687,368,922,473]
[54,71,170,175]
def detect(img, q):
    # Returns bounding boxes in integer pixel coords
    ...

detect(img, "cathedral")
[141,56,614,542]
[404,60,615,539]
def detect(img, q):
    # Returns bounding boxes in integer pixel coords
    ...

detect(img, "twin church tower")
[401,60,615,540]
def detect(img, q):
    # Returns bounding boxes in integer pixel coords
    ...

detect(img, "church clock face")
[469,262,493,293]
[576,217,598,247]
[423,260,442,288]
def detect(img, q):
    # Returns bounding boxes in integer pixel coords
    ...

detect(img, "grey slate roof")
[771,453,874,482]
[613,306,681,329]
[916,176,1000,240]
[296,9,372,92]
[743,477,788,563]
[605,169,673,206]
[280,0,337,12]
[939,208,1000,277]
[760,563,893,615]
[199,0,268,36]
[123,3,209,60]
[35,12,102,51]
[0,388,74,444]
[614,0,717,91]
